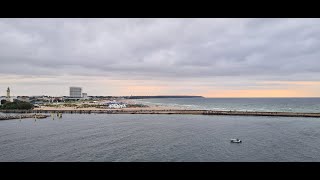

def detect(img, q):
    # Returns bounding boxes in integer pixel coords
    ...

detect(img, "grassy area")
[126,104,149,108]
[77,104,103,108]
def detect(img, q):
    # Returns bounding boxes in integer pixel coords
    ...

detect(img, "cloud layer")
[1,18,320,96]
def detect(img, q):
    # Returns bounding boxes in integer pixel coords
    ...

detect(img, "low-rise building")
[30,100,45,105]
[107,102,126,109]
[82,93,90,100]
[17,96,30,102]
[98,101,127,108]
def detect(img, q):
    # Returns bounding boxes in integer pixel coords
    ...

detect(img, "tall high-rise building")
[70,87,82,98]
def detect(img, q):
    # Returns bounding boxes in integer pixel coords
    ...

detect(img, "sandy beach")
[33,101,185,111]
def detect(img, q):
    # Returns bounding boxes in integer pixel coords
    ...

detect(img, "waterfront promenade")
[1,109,320,118]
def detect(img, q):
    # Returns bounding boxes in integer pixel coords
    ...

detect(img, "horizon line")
[3,95,320,98]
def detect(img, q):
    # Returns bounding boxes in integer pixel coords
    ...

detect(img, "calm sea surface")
[1,113,320,162]
[136,98,320,113]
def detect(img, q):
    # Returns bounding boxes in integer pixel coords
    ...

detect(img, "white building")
[6,87,10,100]
[98,101,126,109]
[0,97,16,105]
[82,93,88,99]
[6,87,14,102]
[108,103,126,109]
[1,87,14,105]
[70,87,82,98]
[17,96,30,102]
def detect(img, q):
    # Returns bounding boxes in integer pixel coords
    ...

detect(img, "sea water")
[135,98,320,113]
[0,113,320,162]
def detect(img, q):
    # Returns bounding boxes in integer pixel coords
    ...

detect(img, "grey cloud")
[1,18,320,81]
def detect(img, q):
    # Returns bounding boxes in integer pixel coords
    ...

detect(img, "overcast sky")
[1,18,320,97]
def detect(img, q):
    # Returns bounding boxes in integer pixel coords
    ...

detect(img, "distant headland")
[127,96,204,99]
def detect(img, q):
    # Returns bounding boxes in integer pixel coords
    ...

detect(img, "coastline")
[2,98,320,118]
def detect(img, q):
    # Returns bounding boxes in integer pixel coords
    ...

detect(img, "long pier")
[1,109,320,118]
[0,114,50,121]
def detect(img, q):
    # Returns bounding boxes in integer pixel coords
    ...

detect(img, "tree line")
[0,100,34,110]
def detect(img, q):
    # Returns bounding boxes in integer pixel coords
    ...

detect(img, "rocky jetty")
[0,114,50,121]
[1,109,320,118]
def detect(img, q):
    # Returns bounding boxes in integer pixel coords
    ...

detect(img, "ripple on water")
[1,114,320,161]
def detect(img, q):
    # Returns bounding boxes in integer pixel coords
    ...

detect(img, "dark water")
[136,98,320,113]
[1,114,320,162]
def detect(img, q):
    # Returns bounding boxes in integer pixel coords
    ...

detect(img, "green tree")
[0,101,34,110]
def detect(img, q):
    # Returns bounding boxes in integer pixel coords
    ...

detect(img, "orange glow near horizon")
[2,75,320,97]
[260,81,320,86]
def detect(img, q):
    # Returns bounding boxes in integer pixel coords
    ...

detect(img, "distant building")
[70,87,82,98]
[17,96,30,102]
[30,100,45,105]
[4,87,14,103]
[108,103,126,109]
[29,96,48,105]
[99,101,127,109]
[6,87,10,99]
[82,93,88,99]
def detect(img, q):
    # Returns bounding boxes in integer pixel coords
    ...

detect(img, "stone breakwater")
[0,114,50,121]
[1,109,320,118]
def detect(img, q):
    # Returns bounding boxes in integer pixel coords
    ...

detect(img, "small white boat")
[230,139,242,143]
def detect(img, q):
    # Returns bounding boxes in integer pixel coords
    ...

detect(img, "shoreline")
[1,109,320,118]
